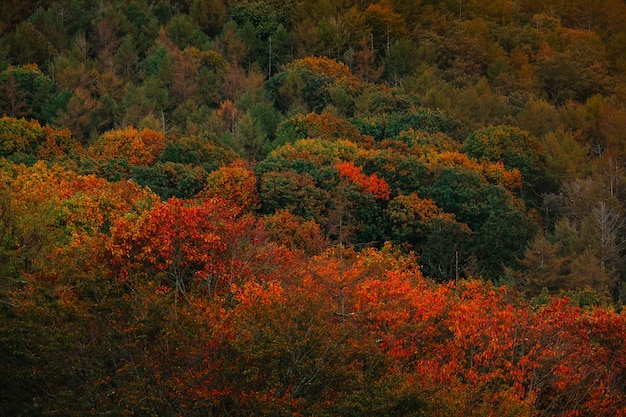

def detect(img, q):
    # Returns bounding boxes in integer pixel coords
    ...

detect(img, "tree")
[473,208,537,280]
[261,209,327,255]
[335,160,391,201]
[583,200,625,279]
[384,193,472,281]
[0,115,43,156]
[318,15,350,60]
[163,13,211,50]
[541,129,593,184]
[267,56,360,114]
[385,38,420,86]
[3,20,57,65]
[462,125,547,199]
[89,126,166,166]
[170,46,202,106]
[385,108,466,141]
[158,134,238,171]
[516,232,572,295]
[189,0,227,36]
[363,3,409,57]
[216,21,250,66]
[0,64,62,123]
[259,170,328,220]
[128,162,208,200]
[275,111,362,148]
[200,161,259,211]
[108,197,263,300]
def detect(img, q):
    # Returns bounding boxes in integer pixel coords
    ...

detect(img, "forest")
[1,0,626,415]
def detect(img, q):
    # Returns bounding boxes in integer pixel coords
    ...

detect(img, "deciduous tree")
[89,126,166,166]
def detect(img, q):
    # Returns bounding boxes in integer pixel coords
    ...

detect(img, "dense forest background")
[1,0,626,415]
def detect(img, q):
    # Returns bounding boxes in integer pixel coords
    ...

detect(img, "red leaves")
[107,196,294,298]
[4,156,625,417]
[108,197,255,294]
[335,161,391,200]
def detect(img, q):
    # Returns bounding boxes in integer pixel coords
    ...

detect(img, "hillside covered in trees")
[1,0,626,415]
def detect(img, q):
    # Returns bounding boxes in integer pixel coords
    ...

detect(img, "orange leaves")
[335,161,391,200]
[386,192,455,225]
[302,244,423,326]
[1,161,156,282]
[201,161,259,211]
[89,126,166,166]
[216,99,238,132]
[36,125,82,158]
[233,280,285,310]
[430,150,523,190]
[288,56,356,83]
[289,112,364,143]
[261,209,327,255]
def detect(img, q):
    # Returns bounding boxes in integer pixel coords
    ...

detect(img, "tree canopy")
[2,1,626,415]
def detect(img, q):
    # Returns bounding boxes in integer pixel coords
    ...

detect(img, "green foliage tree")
[259,170,328,220]
[462,125,548,199]
[384,38,420,86]
[0,64,65,123]
[189,0,227,36]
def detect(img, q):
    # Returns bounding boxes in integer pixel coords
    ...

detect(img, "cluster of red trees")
[0,124,624,414]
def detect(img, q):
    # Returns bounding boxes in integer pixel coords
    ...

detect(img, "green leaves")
[462,125,545,193]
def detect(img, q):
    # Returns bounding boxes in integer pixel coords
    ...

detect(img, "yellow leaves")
[0,116,42,155]
[2,160,157,281]
[270,138,360,165]
[261,209,327,255]
[398,128,461,154]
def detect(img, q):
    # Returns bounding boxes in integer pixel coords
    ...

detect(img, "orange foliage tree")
[0,161,156,281]
[287,56,358,85]
[200,160,259,211]
[89,126,166,166]
[260,209,327,255]
[278,111,365,144]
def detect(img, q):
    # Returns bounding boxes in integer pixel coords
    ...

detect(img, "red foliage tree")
[108,197,291,300]
[335,160,391,200]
